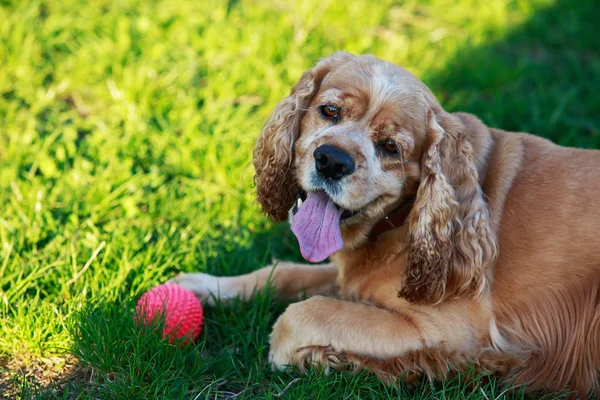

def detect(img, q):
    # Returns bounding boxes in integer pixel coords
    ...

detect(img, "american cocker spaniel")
[171,52,600,398]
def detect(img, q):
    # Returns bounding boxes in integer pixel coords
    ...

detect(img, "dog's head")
[253,53,496,304]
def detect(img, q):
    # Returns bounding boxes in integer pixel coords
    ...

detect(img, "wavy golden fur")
[401,109,497,304]
[172,53,600,398]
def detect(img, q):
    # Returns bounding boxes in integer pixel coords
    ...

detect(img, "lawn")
[0,0,598,398]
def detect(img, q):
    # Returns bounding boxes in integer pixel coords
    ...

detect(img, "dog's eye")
[319,105,340,121]
[382,139,399,154]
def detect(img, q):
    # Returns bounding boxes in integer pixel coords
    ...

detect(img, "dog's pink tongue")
[291,192,344,263]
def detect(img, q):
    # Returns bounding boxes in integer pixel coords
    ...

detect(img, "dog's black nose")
[313,145,355,180]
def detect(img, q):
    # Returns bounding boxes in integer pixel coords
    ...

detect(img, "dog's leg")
[168,262,338,305]
[269,295,489,378]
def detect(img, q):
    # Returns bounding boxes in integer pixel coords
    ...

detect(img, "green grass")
[0,0,597,398]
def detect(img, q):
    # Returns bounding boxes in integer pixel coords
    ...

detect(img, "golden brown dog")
[171,52,600,398]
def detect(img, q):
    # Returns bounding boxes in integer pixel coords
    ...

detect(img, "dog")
[171,52,600,398]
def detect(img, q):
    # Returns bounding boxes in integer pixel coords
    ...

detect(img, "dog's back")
[487,129,600,396]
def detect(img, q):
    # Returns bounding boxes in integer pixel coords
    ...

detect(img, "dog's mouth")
[290,190,363,263]
[292,190,361,220]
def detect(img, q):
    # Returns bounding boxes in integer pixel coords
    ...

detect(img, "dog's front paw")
[294,345,348,373]
[268,312,298,370]
[268,297,345,372]
[167,272,234,305]
[269,318,346,373]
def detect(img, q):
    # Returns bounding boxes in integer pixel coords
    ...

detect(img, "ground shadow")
[423,0,599,148]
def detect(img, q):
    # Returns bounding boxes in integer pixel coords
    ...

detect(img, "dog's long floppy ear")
[253,52,351,221]
[399,107,497,305]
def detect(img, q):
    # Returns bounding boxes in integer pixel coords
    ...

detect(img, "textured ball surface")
[135,284,203,343]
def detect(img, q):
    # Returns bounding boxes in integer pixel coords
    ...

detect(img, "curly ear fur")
[253,52,352,221]
[400,108,497,304]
